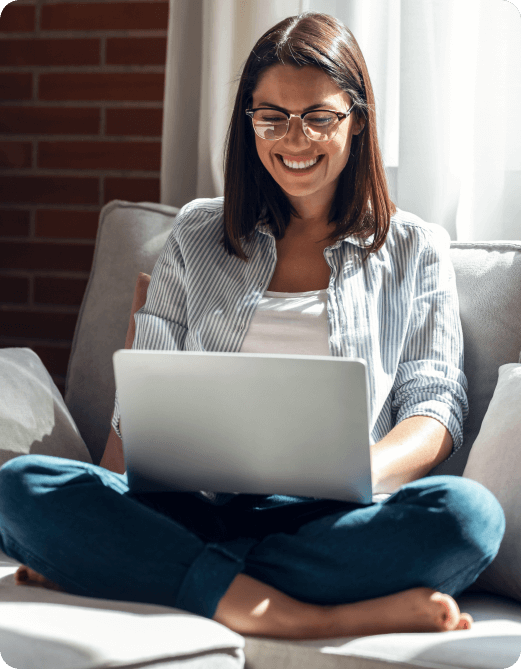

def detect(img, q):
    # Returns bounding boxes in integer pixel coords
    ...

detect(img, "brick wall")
[0,0,168,394]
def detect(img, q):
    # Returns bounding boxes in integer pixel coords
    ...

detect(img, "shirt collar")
[339,232,375,248]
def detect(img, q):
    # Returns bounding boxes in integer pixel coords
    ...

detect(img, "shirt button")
[258,281,264,289]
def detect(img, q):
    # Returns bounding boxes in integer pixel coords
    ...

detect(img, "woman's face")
[250,64,364,214]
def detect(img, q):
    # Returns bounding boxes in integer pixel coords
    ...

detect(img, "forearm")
[213,573,337,639]
[371,415,453,494]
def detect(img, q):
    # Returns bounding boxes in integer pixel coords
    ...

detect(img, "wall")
[0,0,168,394]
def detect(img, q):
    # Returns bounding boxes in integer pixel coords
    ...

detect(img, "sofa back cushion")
[65,201,521,472]
[432,242,521,476]
[65,201,178,464]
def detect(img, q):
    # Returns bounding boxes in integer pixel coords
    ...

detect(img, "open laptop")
[113,350,375,504]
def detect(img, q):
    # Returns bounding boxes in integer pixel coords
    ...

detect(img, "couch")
[1,199,521,669]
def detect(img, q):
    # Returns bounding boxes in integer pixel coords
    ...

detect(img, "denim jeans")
[0,454,505,619]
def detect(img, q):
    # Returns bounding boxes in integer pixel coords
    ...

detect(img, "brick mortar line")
[0,340,73,350]
[0,238,96,245]
[0,31,168,37]
[10,0,167,4]
[0,204,101,209]
[0,101,164,107]
[13,0,168,4]
[0,303,81,313]
[0,169,161,176]
[0,269,92,277]
[0,136,162,141]
[0,65,166,72]
[35,0,42,34]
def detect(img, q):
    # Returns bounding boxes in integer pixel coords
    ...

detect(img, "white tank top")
[240,289,330,356]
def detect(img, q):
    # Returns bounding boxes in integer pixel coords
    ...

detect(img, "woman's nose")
[284,116,311,146]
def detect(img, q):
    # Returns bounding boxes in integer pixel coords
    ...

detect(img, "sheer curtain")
[161,0,521,241]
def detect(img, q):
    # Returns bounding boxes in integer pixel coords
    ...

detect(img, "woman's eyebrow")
[255,101,333,112]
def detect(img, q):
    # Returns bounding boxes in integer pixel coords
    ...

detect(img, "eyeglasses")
[245,103,355,142]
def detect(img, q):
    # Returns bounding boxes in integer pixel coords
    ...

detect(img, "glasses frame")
[245,103,355,142]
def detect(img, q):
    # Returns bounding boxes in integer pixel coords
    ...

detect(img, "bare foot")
[15,565,64,592]
[330,587,473,637]
[213,573,473,639]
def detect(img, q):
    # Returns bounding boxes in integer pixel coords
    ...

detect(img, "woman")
[0,12,505,639]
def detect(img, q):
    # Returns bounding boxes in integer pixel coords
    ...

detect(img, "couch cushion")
[65,201,178,465]
[0,554,244,669]
[430,242,521,477]
[463,360,521,602]
[2,551,520,669]
[0,348,91,468]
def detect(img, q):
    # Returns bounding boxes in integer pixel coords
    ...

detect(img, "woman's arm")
[388,225,468,480]
[99,422,125,473]
[371,415,453,494]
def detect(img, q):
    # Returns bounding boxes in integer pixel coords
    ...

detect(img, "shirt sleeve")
[391,226,469,454]
[111,209,189,439]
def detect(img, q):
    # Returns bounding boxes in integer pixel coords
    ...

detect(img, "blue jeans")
[0,454,505,619]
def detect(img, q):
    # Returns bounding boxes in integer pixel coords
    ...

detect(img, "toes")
[430,592,461,630]
[456,613,473,630]
[14,565,64,592]
[14,566,29,584]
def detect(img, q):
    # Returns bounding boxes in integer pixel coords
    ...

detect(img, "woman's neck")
[285,192,335,240]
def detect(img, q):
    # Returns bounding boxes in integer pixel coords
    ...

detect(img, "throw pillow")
[0,348,92,467]
[463,358,521,601]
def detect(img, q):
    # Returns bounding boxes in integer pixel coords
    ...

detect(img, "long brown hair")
[222,12,395,261]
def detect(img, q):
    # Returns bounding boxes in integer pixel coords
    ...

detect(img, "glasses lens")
[252,110,288,140]
[303,111,339,141]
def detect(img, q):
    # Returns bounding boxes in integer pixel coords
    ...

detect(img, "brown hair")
[222,11,395,261]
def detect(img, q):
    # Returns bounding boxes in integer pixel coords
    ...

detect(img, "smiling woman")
[0,10,505,644]
[222,12,394,263]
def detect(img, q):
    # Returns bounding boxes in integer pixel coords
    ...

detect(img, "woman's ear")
[352,116,366,136]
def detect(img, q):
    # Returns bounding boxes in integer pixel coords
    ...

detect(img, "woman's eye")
[260,115,286,123]
[307,115,334,126]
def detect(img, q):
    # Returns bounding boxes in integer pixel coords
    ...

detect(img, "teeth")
[282,156,319,169]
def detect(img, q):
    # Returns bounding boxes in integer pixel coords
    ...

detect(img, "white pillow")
[463,358,521,601]
[0,348,92,467]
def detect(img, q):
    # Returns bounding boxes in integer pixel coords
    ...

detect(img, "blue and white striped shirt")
[113,196,468,467]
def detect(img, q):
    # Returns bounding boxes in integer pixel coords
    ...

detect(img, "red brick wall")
[0,0,168,393]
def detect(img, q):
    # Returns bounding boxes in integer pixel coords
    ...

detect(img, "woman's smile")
[277,154,325,173]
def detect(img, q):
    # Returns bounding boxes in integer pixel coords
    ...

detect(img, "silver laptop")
[113,350,374,504]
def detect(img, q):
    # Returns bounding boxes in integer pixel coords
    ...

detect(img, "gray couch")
[1,200,521,669]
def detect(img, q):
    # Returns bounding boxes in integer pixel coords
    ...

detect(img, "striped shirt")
[112,196,468,489]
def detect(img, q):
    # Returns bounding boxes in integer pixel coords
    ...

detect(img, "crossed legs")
[0,455,505,639]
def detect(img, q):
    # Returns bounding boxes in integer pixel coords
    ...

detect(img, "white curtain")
[161,0,521,241]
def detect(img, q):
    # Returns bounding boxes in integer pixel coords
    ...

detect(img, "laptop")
[113,349,375,504]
